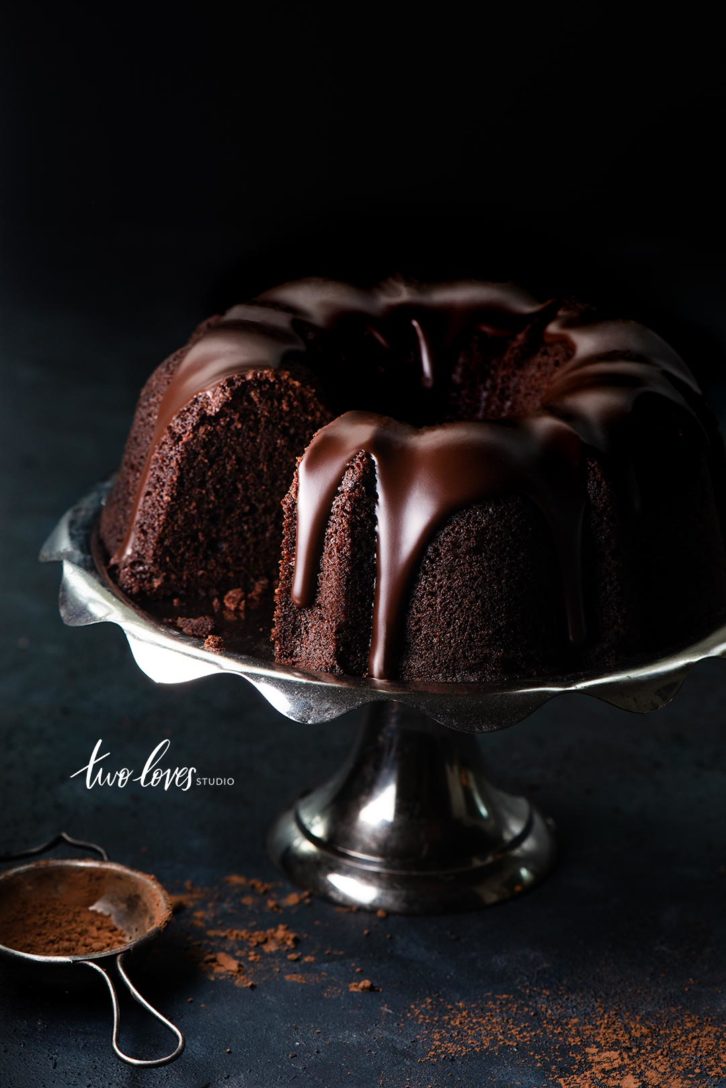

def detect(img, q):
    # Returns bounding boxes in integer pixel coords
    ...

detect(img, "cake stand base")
[43,484,726,914]
[267,701,555,914]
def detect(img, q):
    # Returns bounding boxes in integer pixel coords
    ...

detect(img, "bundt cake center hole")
[322,340,565,426]
[309,307,569,426]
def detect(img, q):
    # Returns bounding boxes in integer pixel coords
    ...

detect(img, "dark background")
[1,6,725,1086]
[4,6,726,386]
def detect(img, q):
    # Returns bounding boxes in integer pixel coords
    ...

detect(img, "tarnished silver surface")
[268,702,556,914]
[40,483,726,912]
[41,482,726,731]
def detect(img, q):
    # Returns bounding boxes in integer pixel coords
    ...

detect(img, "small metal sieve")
[0,832,184,1067]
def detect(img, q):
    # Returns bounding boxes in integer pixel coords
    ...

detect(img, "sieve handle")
[83,952,185,1067]
[0,831,108,863]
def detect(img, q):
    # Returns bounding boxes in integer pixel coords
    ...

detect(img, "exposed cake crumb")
[223,587,247,615]
[176,615,216,638]
[247,576,270,607]
[223,578,270,621]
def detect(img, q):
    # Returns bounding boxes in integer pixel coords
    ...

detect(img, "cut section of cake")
[100,278,726,682]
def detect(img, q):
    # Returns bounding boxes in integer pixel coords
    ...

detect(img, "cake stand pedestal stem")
[267,701,556,914]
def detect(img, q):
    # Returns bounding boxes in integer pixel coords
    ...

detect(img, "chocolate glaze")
[113,279,551,563]
[113,305,306,563]
[292,411,589,678]
[113,278,710,679]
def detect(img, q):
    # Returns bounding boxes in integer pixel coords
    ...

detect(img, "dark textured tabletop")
[1,264,725,1088]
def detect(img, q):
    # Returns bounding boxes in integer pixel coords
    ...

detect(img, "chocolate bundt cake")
[99,278,726,683]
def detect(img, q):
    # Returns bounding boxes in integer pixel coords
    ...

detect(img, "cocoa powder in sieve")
[0,868,128,957]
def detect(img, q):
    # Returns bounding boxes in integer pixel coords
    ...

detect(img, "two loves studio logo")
[70,739,235,791]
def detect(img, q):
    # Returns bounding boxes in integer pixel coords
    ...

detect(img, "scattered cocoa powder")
[211,951,239,973]
[224,874,272,894]
[170,868,721,1087]
[207,923,298,953]
[282,890,311,907]
[172,874,309,988]
[409,988,725,1086]
[204,951,255,989]
[170,882,204,913]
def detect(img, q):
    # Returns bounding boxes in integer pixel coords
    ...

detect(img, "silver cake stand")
[41,483,726,914]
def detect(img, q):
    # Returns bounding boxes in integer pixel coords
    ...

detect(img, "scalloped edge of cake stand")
[40,482,726,731]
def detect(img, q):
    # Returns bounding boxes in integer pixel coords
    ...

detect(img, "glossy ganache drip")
[271,281,703,680]
[292,411,589,679]
[113,277,558,564]
[112,277,709,681]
